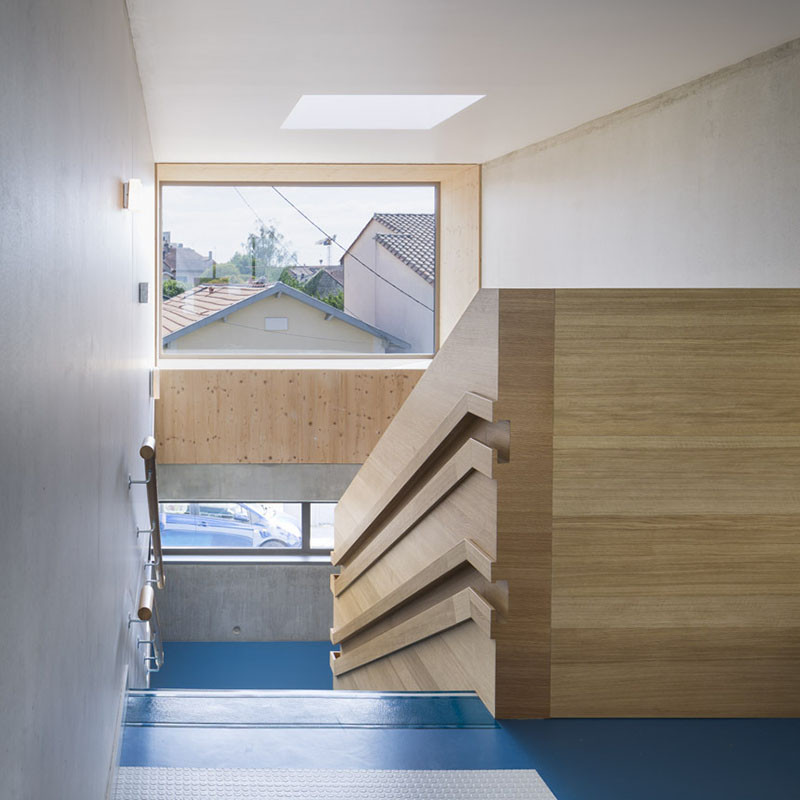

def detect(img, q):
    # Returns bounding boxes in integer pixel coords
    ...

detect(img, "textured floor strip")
[114,767,557,799]
[126,690,497,728]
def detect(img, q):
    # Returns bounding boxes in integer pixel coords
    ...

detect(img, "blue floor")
[150,641,334,690]
[126,642,800,799]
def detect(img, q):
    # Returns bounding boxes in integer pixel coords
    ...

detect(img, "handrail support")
[127,470,152,490]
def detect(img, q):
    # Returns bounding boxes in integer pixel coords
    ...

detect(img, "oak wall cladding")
[331,289,800,718]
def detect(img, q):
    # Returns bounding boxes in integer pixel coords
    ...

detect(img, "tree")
[199,261,249,284]
[162,278,187,299]
[230,223,297,280]
[277,267,304,290]
[323,289,344,311]
[277,268,343,311]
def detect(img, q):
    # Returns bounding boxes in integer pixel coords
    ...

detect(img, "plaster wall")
[0,1,155,797]
[482,40,800,288]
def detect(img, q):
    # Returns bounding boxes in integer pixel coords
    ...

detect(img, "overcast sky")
[161,184,436,267]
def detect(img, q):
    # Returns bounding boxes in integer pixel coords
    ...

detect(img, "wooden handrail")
[330,539,494,645]
[332,438,494,596]
[331,587,495,677]
[332,391,494,565]
[137,583,155,621]
[139,435,165,589]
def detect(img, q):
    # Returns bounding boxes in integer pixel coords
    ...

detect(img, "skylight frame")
[281,94,485,130]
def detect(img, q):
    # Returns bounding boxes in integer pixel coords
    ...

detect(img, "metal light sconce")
[122,178,144,211]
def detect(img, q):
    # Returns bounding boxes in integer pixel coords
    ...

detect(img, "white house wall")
[0,1,156,798]
[482,39,800,288]
[343,220,434,353]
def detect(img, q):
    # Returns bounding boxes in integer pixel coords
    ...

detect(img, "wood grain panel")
[333,289,800,718]
[554,290,800,437]
[332,540,495,644]
[551,628,800,717]
[155,369,422,464]
[334,620,497,712]
[333,438,494,588]
[332,472,497,631]
[492,289,555,719]
[554,442,800,515]
[333,391,493,562]
[551,289,800,717]
[333,587,494,676]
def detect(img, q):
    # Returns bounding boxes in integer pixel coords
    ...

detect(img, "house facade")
[162,282,408,353]
[162,231,215,287]
[343,213,434,354]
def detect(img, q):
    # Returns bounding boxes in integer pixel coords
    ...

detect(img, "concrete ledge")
[157,463,361,502]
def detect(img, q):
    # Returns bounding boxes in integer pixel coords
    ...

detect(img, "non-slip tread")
[114,767,557,799]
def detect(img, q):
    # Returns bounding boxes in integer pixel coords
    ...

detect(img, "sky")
[161,184,436,267]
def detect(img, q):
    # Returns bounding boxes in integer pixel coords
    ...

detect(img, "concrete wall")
[167,291,385,353]
[0,2,154,799]
[159,564,334,641]
[482,39,800,288]
[158,463,360,502]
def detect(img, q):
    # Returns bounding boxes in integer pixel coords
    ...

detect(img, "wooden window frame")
[154,163,481,364]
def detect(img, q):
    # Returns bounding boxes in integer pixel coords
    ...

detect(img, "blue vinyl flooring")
[150,641,334,690]
[123,642,800,800]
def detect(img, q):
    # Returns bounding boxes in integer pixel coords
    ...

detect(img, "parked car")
[159,502,302,548]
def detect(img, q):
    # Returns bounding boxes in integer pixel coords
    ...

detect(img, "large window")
[160,184,437,356]
[160,502,336,555]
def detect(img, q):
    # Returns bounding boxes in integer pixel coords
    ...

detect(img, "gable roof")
[372,213,435,284]
[325,266,344,286]
[162,283,266,335]
[161,281,410,350]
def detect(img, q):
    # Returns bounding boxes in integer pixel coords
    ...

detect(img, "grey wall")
[158,463,361,502]
[482,39,800,288]
[0,2,155,799]
[159,564,335,641]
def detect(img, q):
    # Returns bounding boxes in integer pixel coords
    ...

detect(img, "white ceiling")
[127,0,800,164]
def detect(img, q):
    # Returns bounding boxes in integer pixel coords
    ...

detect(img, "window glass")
[160,184,436,356]
[159,501,302,550]
[310,503,336,550]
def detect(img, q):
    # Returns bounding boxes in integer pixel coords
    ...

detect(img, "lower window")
[159,501,335,555]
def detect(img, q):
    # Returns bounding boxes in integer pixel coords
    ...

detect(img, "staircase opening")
[148,498,338,691]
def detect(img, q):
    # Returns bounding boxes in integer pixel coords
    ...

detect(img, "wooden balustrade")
[332,288,800,719]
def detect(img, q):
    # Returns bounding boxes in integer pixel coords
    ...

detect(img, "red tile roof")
[161,283,272,336]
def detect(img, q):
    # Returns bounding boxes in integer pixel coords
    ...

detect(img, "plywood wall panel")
[155,370,422,464]
[551,289,800,717]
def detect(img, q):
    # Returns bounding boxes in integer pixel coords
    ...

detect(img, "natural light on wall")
[281,94,485,130]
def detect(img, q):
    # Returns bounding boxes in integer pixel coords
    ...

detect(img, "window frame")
[157,178,440,360]
[153,163,481,367]
[160,500,335,558]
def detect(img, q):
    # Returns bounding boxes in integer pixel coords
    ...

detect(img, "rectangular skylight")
[281,94,484,130]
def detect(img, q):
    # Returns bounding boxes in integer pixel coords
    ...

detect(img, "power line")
[232,186,434,313]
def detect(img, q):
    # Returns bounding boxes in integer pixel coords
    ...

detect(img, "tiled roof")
[288,266,322,282]
[161,283,271,336]
[372,213,435,284]
[325,266,344,286]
